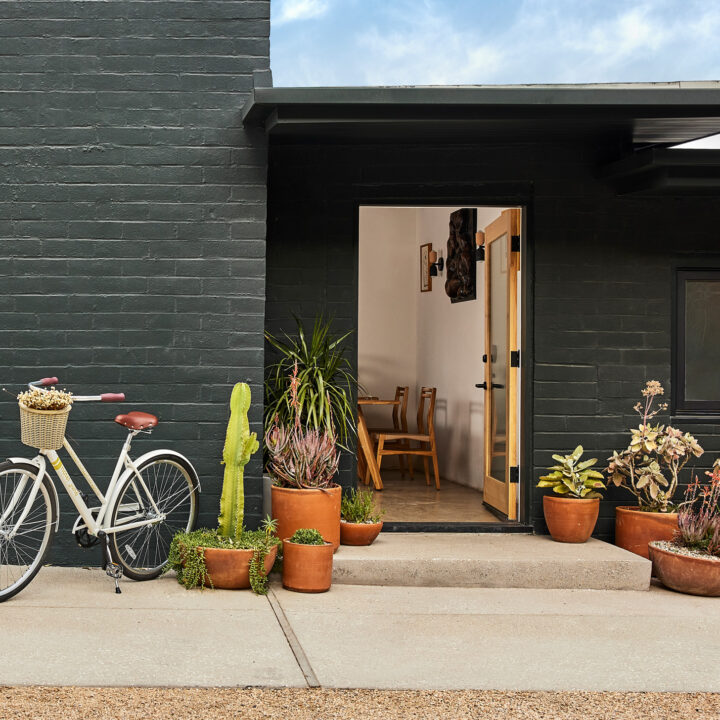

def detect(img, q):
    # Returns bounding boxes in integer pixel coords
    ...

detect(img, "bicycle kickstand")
[98,531,123,594]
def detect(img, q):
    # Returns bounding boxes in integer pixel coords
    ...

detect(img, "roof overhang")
[242,83,720,193]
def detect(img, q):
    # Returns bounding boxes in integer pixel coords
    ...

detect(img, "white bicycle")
[0,377,200,601]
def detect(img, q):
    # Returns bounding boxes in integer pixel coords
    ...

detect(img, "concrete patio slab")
[274,584,720,691]
[0,567,305,688]
[332,534,652,590]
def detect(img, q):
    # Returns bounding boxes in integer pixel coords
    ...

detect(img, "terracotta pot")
[198,545,278,590]
[615,506,678,559]
[340,520,383,546]
[543,495,599,543]
[271,484,341,551]
[282,539,334,593]
[649,542,720,597]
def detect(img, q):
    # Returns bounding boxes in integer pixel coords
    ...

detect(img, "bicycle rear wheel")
[0,461,55,602]
[109,452,199,580]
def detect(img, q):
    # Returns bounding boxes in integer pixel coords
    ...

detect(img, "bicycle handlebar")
[28,378,125,403]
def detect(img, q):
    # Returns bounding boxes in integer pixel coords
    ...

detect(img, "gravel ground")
[1,687,718,720]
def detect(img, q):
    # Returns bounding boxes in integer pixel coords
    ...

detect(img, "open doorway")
[357,205,522,524]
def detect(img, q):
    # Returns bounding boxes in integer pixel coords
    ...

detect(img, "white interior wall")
[358,206,505,491]
[358,207,418,430]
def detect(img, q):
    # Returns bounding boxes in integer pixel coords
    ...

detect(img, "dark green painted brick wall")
[265,139,720,540]
[0,0,270,564]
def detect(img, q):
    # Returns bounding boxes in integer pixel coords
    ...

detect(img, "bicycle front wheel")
[0,461,56,602]
[109,453,199,581]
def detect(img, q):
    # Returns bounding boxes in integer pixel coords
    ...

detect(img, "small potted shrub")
[537,445,605,543]
[265,363,342,550]
[649,465,720,596]
[166,383,280,594]
[282,528,334,593]
[340,488,384,546]
[606,381,704,558]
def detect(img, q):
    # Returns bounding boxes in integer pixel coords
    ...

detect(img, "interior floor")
[364,469,500,523]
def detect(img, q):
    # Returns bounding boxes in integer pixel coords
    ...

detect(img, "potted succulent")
[263,315,359,523]
[340,488,384,546]
[649,465,720,596]
[537,446,605,543]
[606,381,704,558]
[165,383,280,594]
[265,363,342,550]
[282,528,334,593]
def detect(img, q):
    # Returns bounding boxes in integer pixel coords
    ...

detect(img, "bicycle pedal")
[105,562,123,580]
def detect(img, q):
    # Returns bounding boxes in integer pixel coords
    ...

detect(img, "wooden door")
[482,209,521,519]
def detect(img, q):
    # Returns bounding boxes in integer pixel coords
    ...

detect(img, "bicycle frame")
[4,430,165,541]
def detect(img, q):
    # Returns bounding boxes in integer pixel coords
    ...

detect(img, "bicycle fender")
[6,456,61,532]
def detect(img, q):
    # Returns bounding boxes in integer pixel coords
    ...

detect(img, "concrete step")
[332,533,651,591]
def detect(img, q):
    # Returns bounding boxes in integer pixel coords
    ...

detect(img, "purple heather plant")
[606,381,703,512]
[264,362,340,489]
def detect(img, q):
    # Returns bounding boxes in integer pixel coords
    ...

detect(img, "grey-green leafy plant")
[537,445,606,499]
[165,518,280,595]
[287,528,326,545]
[606,381,703,512]
[265,315,359,450]
[341,488,384,524]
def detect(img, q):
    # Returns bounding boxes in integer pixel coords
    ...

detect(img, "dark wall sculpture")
[445,208,477,303]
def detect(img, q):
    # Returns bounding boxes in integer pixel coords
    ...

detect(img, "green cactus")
[218,382,259,540]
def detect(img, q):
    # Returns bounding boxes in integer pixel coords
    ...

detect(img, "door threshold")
[382,521,533,533]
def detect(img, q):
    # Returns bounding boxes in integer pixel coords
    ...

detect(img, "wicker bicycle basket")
[19,401,71,450]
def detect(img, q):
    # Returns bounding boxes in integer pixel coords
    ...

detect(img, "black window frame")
[674,268,720,414]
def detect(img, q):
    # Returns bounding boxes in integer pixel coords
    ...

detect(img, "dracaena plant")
[537,445,605,499]
[264,362,340,489]
[264,315,359,451]
[606,381,704,512]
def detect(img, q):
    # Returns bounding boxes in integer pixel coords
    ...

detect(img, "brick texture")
[0,0,270,564]
[266,140,720,540]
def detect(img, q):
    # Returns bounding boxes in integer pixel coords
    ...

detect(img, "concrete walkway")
[2,566,719,691]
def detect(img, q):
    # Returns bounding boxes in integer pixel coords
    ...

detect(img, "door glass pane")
[685,279,720,401]
[488,233,507,482]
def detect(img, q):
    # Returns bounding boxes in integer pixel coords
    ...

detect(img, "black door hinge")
[511,235,521,252]
[509,466,520,484]
[510,350,520,367]
[476,245,485,262]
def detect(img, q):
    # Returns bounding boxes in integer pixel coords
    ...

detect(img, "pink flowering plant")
[674,465,720,557]
[606,381,703,512]
[264,362,340,489]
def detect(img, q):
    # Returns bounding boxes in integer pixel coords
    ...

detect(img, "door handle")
[475,383,505,390]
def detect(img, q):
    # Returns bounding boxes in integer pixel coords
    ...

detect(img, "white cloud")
[273,0,720,86]
[274,0,330,26]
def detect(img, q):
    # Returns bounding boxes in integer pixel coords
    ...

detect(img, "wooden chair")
[374,387,440,490]
[366,386,411,479]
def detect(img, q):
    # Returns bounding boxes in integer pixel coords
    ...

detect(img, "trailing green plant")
[675,465,720,557]
[265,362,340,489]
[537,445,605,498]
[606,381,703,512]
[165,518,280,595]
[265,315,359,449]
[341,488,385,523]
[287,528,326,545]
[218,382,259,540]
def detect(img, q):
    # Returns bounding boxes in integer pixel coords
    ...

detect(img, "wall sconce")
[475,230,485,262]
[428,249,444,276]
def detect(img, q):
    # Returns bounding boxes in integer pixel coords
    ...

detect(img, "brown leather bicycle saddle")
[114,411,158,430]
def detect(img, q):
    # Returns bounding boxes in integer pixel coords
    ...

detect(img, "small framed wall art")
[420,242,432,292]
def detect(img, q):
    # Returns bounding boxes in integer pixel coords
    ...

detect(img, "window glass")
[684,279,720,402]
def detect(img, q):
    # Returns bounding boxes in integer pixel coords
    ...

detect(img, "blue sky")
[270,0,720,87]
